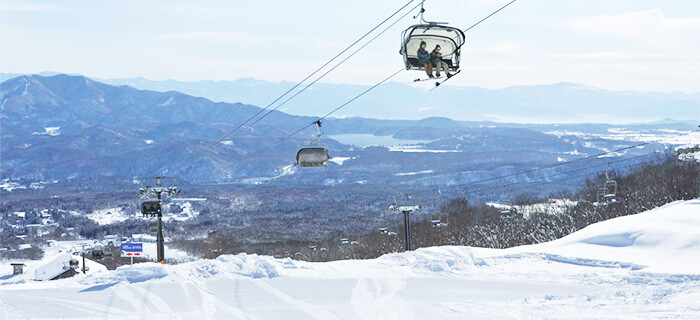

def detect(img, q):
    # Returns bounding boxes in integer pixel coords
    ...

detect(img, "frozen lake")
[328,134,432,147]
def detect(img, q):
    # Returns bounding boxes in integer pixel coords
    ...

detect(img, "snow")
[483,199,700,274]
[389,145,461,153]
[395,170,434,176]
[34,253,76,281]
[329,156,352,165]
[157,96,176,106]
[79,202,201,225]
[1,200,699,318]
[0,180,26,192]
[33,126,61,136]
[544,128,700,145]
[241,165,297,184]
[84,208,133,225]
[26,252,107,282]
[489,199,578,218]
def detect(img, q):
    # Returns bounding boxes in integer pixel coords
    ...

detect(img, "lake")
[327,134,433,147]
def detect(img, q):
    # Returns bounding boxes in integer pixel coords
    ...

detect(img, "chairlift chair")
[296,120,330,168]
[596,168,618,204]
[141,201,161,217]
[603,180,618,203]
[430,211,446,227]
[399,3,465,73]
[91,249,105,260]
[500,209,513,219]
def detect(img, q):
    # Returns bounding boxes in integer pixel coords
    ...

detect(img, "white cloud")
[549,52,668,59]
[572,9,700,48]
[417,107,433,112]
[0,2,68,13]
[479,41,524,55]
[160,32,269,44]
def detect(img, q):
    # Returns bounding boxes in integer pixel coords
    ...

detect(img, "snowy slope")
[1,200,699,319]
[477,199,700,274]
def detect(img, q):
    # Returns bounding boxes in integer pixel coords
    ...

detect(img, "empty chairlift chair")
[596,169,618,205]
[296,120,329,168]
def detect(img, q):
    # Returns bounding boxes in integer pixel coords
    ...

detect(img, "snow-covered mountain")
[1,74,693,188]
[92,76,700,123]
[2,199,698,318]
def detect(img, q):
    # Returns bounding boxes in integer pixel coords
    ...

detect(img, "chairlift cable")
[228,2,422,141]
[409,130,698,199]
[183,0,519,176]
[417,151,667,204]
[225,68,406,168]
[175,0,420,173]
[463,0,518,33]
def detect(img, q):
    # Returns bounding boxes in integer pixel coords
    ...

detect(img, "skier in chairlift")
[417,41,434,78]
[431,45,452,78]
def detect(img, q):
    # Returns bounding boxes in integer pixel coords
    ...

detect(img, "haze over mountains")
[2,72,698,123]
[93,76,700,123]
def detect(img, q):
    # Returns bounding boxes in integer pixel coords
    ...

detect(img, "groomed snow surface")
[2,200,699,319]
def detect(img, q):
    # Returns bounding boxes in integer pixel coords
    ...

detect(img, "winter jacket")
[417,48,431,64]
[430,50,442,64]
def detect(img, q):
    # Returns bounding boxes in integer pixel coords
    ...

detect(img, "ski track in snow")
[1,200,700,319]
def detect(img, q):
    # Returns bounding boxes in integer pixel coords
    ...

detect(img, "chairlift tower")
[137,176,180,263]
[390,195,420,251]
[674,139,700,198]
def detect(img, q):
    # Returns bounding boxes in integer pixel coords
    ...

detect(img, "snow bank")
[482,199,700,274]
[34,253,75,281]
[379,246,482,274]
[78,253,298,288]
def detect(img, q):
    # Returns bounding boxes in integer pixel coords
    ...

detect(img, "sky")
[1,0,699,93]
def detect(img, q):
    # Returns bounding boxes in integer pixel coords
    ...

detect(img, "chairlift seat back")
[141,201,161,216]
[296,145,329,168]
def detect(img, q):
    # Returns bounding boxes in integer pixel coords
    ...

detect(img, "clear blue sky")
[1,0,699,93]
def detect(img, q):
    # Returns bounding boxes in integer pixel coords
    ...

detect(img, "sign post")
[120,242,143,263]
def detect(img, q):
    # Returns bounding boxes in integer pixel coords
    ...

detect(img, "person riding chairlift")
[417,41,434,78]
[431,45,452,78]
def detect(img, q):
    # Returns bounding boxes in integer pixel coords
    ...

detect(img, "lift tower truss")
[137,176,180,263]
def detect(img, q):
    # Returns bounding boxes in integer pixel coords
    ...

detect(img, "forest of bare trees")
[175,156,697,262]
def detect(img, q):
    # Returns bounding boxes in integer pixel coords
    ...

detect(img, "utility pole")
[82,250,86,274]
[390,195,420,252]
[138,177,179,264]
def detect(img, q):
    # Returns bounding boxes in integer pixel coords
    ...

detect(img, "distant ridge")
[2,72,697,123]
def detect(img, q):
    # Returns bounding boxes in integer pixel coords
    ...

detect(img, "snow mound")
[380,246,483,274]
[179,254,289,279]
[487,199,700,274]
[79,253,297,287]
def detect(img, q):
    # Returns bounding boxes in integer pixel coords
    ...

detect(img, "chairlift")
[498,185,516,218]
[148,222,159,233]
[676,144,700,163]
[141,201,161,217]
[296,120,330,168]
[400,2,465,73]
[430,211,447,227]
[91,249,104,260]
[500,209,513,219]
[596,167,618,204]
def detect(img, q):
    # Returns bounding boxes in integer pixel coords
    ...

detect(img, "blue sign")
[121,242,143,257]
